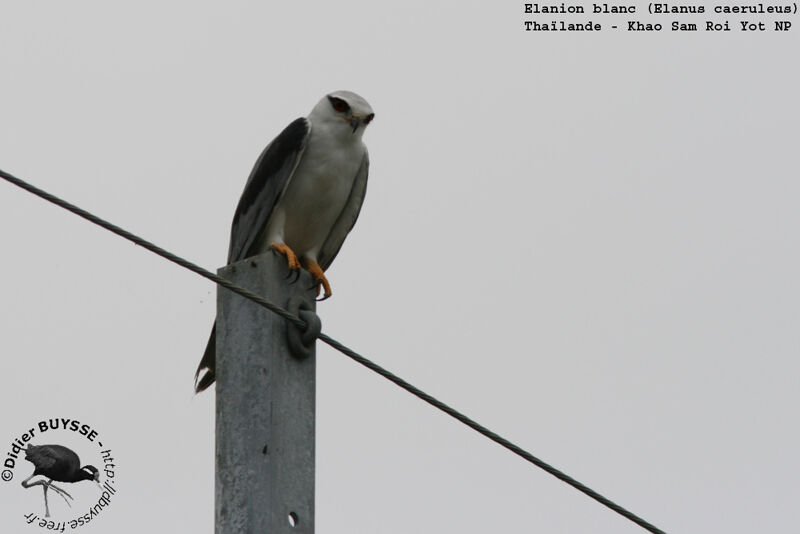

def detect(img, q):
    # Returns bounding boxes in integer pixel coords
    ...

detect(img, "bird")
[194,90,375,393]
[21,444,100,518]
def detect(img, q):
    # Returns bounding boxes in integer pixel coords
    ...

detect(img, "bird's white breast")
[260,122,365,262]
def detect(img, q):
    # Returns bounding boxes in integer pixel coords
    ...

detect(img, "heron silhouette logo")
[2,418,117,529]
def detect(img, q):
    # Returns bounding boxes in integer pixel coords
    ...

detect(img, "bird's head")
[80,465,100,483]
[309,90,375,138]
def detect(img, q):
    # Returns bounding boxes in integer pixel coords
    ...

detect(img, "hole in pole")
[288,512,298,528]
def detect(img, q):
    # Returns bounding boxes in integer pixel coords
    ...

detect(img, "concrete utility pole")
[215,251,318,533]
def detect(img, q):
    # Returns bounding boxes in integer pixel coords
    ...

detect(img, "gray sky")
[1,2,798,533]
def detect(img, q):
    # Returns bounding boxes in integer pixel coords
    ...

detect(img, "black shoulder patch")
[235,117,309,217]
[252,118,308,183]
[227,117,310,262]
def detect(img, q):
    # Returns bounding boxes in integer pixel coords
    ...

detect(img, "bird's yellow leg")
[304,258,332,300]
[270,242,301,271]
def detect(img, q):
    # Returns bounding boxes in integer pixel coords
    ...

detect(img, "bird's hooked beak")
[349,115,362,133]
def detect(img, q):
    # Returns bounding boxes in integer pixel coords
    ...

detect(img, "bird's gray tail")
[195,322,216,393]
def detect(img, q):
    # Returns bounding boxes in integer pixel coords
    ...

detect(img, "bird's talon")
[270,242,302,271]
[306,278,321,291]
[303,258,332,301]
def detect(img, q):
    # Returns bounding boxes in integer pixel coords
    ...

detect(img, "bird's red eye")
[364,113,375,125]
[328,96,350,113]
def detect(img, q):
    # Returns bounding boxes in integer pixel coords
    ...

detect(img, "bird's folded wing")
[319,151,369,271]
[227,117,311,263]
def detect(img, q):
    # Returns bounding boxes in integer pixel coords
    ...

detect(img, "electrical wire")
[0,168,667,534]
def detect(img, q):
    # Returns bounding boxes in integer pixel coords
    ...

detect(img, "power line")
[0,168,667,534]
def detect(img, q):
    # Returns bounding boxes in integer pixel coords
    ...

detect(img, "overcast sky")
[1,2,798,533]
